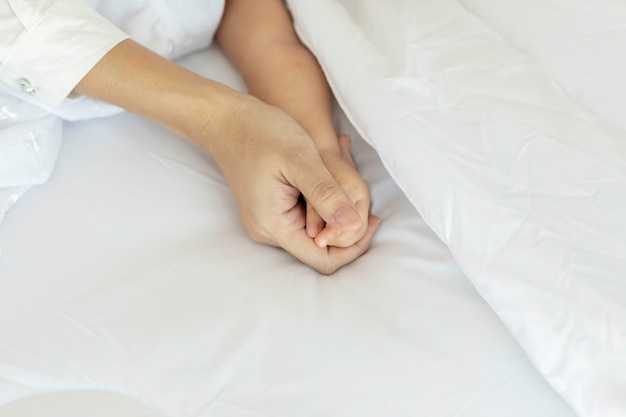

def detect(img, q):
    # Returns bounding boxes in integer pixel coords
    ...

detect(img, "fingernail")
[334,205,361,231]
[316,237,328,248]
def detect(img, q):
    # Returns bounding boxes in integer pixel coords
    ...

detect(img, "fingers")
[305,202,326,238]
[288,151,363,233]
[313,134,370,248]
[213,96,377,274]
[314,198,369,248]
[280,215,381,275]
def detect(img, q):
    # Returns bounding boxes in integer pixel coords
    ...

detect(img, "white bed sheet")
[0,46,574,416]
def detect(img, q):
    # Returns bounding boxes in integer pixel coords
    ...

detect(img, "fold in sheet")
[287,1,626,416]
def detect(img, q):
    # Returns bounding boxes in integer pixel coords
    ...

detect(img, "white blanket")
[287,1,626,416]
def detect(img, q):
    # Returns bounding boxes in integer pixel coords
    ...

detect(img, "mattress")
[0,45,575,416]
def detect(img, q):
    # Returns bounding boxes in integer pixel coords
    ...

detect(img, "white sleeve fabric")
[0,93,64,253]
[0,0,225,249]
[0,0,129,108]
[0,0,128,247]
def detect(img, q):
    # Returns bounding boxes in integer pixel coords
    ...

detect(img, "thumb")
[290,156,362,232]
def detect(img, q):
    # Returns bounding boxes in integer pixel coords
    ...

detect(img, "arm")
[74,39,378,274]
[215,0,337,152]
[216,0,374,248]
[74,39,238,154]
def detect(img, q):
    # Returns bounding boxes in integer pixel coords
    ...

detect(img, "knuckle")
[351,179,369,198]
[358,180,370,194]
[244,219,273,246]
[316,261,339,276]
[247,228,267,244]
[309,180,341,206]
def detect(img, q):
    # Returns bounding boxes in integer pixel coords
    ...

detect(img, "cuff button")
[18,78,36,95]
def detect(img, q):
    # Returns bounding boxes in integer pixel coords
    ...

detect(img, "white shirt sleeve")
[0,0,129,107]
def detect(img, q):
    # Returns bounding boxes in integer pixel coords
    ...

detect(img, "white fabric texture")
[287,1,626,416]
[0,0,128,232]
[0,0,128,107]
[0,94,62,232]
[0,44,575,417]
[0,0,224,246]
[1,1,624,415]
[459,0,626,134]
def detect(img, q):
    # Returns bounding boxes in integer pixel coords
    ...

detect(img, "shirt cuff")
[0,0,129,107]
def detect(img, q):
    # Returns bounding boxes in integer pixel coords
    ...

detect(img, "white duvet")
[287,0,626,416]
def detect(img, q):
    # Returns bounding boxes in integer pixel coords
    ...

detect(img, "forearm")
[238,44,339,152]
[70,34,373,273]
[73,38,244,155]
[216,0,339,153]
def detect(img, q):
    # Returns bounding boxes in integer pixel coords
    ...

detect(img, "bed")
[1,1,625,416]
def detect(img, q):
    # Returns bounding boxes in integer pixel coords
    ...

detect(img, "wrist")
[178,82,248,154]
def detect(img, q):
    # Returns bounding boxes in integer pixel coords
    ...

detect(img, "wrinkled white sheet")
[0,46,574,417]
[460,0,626,134]
[0,0,223,249]
[287,1,626,416]
[0,97,62,242]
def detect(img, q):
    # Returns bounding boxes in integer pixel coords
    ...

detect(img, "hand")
[72,39,379,274]
[305,135,373,249]
[209,96,380,274]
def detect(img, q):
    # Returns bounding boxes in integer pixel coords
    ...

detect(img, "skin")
[73,0,379,274]
[216,0,372,249]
